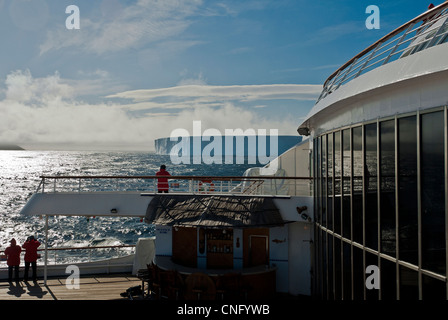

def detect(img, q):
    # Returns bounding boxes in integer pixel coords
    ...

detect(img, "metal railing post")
[44,215,48,286]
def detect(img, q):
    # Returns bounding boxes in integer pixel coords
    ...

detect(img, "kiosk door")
[249,235,268,266]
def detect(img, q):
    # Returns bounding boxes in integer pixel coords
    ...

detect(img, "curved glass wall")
[313,107,447,300]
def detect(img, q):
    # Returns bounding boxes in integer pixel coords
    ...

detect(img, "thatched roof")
[144,195,286,228]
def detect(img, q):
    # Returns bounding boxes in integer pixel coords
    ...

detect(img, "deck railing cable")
[316,2,448,104]
[0,244,135,266]
[37,175,313,197]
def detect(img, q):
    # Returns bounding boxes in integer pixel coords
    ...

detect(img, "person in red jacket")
[5,238,21,282]
[22,236,41,282]
[156,165,171,193]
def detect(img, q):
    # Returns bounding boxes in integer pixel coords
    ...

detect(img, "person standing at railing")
[156,165,171,193]
[22,236,41,282]
[4,238,21,283]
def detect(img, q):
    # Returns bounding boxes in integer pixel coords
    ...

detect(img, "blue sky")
[0,0,438,150]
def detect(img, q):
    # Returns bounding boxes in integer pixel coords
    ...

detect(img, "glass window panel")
[334,237,342,299]
[422,274,446,300]
[321,230,327,297]
[322,135,327,226]
[327,133,334,231]
[352,246,364,300]
[328,234,334,299]
[432,23,448,46]
[398,116,418,265]
[342,129,351,194]
[380,120,396,256]
[365,123,378,250]
[342,129,351,239]
[316,228,323,296]
[421,111,445,275]
[380,258,396,300]
[317,137,322,224]
[352,127,363,244]
[314,138,318,225]
[313,138,316,176]
[343,196,351,239]
[399,266,418,300]
[334,132,341,235]
[343,242,352,299]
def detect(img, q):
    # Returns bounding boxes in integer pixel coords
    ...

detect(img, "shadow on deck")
[0,273,141,300]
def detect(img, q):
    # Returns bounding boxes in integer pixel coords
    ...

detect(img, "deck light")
[297,127,310,136]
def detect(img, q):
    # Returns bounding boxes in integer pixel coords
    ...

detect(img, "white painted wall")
[154,225,172,258]
[288,222,313,296]
[301,42,448,135]
[20,192,152,217]
[269,225,289,292]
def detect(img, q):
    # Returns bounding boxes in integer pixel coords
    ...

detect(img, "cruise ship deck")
[0,274,141,300]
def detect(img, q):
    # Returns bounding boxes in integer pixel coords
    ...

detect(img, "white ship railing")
[36,175,313,197]
[317,2,448,103]
[1,244,135,266]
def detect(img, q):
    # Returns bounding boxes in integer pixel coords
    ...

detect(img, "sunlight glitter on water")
[0,150,253,262]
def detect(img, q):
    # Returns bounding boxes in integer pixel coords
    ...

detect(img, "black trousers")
[8,265,19,282]
[24,261,37,281]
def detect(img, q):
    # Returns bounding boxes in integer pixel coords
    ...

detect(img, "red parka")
[22,239,41,262]
[156,168,170,191]
[5,239,21,266]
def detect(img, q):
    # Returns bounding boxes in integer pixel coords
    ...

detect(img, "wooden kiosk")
[146,195,285,300]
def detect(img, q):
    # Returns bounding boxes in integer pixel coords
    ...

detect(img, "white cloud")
[107,84,321,105]
[40,0,203,55]
[0,70,314,151]
[4,70,74,103]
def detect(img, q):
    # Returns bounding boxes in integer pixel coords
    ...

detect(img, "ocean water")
[0,150,254,263]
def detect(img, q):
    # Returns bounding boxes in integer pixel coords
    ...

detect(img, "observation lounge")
[298,2,448,299]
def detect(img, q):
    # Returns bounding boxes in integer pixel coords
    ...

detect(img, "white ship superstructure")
[298,2,448,300]
[7,2,448,301]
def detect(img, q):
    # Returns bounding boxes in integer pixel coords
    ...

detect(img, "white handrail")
[36,175,313,196]
[316,3,448,103]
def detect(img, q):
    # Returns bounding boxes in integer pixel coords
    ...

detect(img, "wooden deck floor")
[0,274,143,300]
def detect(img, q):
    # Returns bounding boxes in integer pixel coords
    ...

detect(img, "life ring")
[199,180,215,193]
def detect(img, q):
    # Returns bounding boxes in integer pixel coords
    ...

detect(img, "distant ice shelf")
[154,135,302,158]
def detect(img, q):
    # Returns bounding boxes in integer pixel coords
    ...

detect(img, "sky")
[0,0,439,151]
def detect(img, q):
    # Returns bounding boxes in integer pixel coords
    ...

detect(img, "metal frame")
[314,106,448,300]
